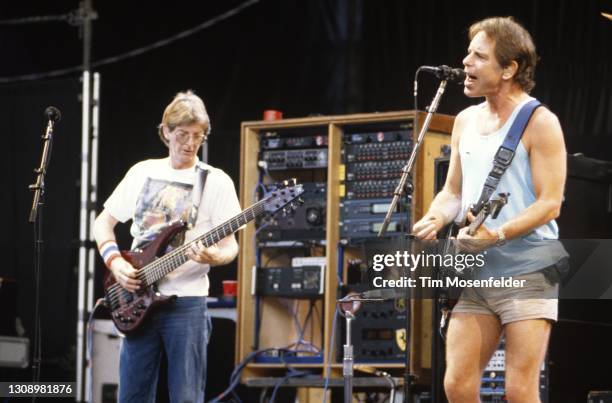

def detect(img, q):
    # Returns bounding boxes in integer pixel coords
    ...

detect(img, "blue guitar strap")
[474,99,542,213]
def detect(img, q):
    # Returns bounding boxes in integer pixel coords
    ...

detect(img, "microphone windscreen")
[44,106,61,123]
[452,68,466,81]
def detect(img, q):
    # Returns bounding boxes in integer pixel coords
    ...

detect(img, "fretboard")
[467,209,488,235]
[139,199,266,286]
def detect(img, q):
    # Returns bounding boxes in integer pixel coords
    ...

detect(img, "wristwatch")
[495,228,507,246]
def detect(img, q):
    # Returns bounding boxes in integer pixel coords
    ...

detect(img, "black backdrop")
[1,0,612,400]
[0,78,81,381]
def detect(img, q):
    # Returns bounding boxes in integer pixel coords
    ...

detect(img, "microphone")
[44,106,61,123]
[420,65,466,83]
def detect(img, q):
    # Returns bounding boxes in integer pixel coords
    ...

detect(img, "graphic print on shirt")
[132,178,193,249]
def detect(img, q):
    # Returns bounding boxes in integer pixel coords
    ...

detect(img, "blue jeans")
[118,297,212,403]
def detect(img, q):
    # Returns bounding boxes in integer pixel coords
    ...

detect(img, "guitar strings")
[106,203,264,307]
[138,199,267,285]
[105,193,287,307]
[468,208,488,234]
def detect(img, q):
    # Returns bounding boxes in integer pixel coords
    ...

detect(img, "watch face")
[496,229,506,246]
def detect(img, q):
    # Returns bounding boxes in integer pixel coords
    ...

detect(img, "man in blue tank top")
[412,17,567,403]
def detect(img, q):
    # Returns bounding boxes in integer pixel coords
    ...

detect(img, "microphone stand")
[28,114,58,390]
[378,78,448,237]
[378,78,450,403]
[337,294,365,403]
[29,118,56,222]
[342,311,355,403]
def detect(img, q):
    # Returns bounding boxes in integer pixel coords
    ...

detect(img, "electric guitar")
[104,181,304,334]
[439,192,510,277]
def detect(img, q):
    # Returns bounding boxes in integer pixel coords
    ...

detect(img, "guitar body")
[434,193,510,334]
[431,223,460,309]
[103,221,186,334]
[438,222,465,278]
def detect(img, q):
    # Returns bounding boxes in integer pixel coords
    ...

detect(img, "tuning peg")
[289,178,297,186]
[297,197,304,205]
[282,180,289,187]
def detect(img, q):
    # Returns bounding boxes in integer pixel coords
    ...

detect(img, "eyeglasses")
[174,131,207,145]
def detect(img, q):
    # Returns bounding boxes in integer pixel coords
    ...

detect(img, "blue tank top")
[458,97,567,279]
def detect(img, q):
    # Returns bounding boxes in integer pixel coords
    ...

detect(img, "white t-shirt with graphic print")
[104,157,241,296]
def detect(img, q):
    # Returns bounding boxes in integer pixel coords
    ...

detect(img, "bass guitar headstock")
[261,179,305,215]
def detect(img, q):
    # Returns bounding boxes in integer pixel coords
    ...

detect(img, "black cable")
[402,66,424,403]
[258,388,268,403]
[0,0,261,84]
[322,308,339,403]
[292,299,320,352]
[88,0,260,69]
[268,350,314,403]
[268,370,308,403]
[0,6,91,27]
[0,65,83,84]
[414,67,422,120]
[210,346,318,403]
[0,14,70,25]
[86,299,109,402]
[208,347,275,403]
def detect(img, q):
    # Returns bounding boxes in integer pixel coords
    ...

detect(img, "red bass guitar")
[104,181,304,334]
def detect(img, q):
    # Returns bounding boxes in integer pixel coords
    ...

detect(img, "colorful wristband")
[99,240,121,269]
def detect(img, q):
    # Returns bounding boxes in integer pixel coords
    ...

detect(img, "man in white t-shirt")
[93,90,241,402]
